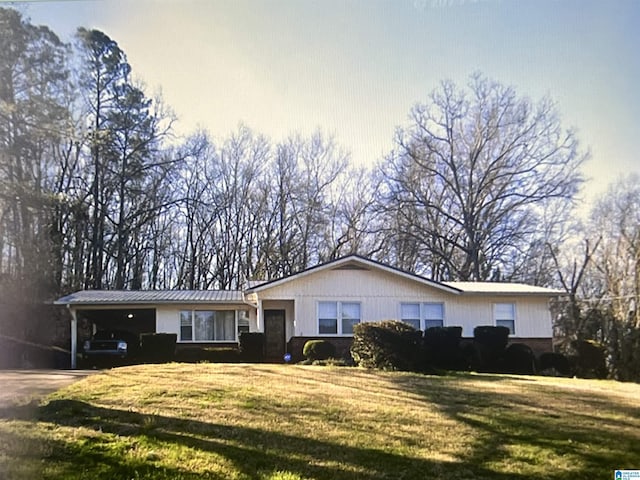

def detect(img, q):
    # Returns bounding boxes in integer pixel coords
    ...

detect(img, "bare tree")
[548,236,601,348]
[586,175,640,380]
[259,132,349,278]
[378,73,586,281]
[323,167,378,260]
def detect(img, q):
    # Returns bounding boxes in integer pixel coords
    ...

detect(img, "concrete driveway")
[0,369,98,408]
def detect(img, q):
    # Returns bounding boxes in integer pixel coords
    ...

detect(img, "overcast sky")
[18,0,640,208]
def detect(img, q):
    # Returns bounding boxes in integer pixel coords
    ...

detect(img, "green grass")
[1,364,639,479]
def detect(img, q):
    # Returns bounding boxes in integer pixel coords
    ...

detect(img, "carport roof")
[55,290,246,306]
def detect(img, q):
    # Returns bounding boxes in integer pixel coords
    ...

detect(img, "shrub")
[571,339,607,379]
[140,333,176,363]
[502,343,536,375]
[350,320,425,372]
[201,347,240,363]
[538,352,571,376]
[303,340,336,361]
[298,357,352,367]
[239,332,265,362]
[175,347,240,363]
[473,326,510,351]
[472,326,510,372]
[461,342,482,371]
[424,326,465,370]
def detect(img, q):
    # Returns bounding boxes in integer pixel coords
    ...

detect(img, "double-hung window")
[318,301,361,335]
[179,310,237,342]
[400,303,421,330]
[495,303,516,335]
[400,302,444,330]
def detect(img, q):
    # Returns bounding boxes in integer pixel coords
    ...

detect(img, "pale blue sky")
[16,0,640,206]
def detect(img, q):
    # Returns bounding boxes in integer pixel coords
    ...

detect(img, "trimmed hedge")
[175,347,240,363]
[473,326,510,351]
[571,339,607,379]
[140,333,176,363]
[538,352,571,376]
[239,332,265,362]
[502,343,536,375]
[468,326,511,372]
[424,326,465,370]
[303,340,336,361]
[350,320,425,372]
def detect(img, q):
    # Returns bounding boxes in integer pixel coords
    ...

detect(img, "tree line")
[1,8,638,379]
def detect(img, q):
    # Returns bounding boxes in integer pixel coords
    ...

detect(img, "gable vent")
[333,264,370,271]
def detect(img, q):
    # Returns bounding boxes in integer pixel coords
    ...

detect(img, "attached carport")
[54,291,164,368]
[80,308,156,337]
[55,290,253,368]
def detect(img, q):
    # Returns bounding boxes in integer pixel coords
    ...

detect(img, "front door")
[264,309,286,361]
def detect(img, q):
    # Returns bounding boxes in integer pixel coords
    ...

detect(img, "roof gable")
[245,255,462,295]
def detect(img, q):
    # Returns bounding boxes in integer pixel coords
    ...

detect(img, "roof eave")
[456,291,564,297]
[245,254,462,295]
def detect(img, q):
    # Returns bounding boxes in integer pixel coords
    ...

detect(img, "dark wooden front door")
[264,309,286,361]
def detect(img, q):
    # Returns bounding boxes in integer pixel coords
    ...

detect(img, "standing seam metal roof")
[55,290,245,305]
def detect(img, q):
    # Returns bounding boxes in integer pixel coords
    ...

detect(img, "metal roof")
[443,282,564,296]
[55,290,245,306]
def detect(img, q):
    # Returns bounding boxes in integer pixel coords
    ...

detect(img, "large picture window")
[318,301,361,335]
[495,303,516,335]
[179,310,238,342]
[400,302,444,330]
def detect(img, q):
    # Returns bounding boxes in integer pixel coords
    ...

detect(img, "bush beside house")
[424,326,466,370]
[347,321,574,378]
[174,346,241,363]
[140,333,177,363]
[239,332,265,362]
[350,320,426,372]
[538,352,571,376]
[303,340,336,361]
[502,343,537,375]
[570,339,607,379]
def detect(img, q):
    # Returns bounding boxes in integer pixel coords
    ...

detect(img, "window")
[424,303,444,330]
[179,310,237,342]
[180,310,193,341]
[318,302,338,334]
[495,303,515,335]
[400,303,420,330]
[341,302,361,335]
[318,301,361,335]
[401,302,444,330]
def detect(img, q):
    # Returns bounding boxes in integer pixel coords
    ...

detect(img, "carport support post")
[68,306,77,369]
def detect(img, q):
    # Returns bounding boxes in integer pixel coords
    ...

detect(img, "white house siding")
[441,295,552,338]
[156,305,178,334]
[254,266,553,339]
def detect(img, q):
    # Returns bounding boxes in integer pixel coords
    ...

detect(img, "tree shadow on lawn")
[388,374,640,480]
[27,398,549,480]
[0,426,208,480]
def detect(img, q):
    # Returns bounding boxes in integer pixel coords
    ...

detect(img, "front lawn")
[1,364,639,479]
